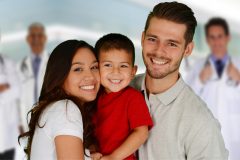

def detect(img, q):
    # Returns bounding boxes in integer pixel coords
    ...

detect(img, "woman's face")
[63,48,100,103]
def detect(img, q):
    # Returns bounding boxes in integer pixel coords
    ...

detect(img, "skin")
[98,49,137,93]
[206,25,229,59]
[55,47,100,160]
[0,83,9,93]
[63,48,100,103]
[26,26,47,55]
[142,17,193,94]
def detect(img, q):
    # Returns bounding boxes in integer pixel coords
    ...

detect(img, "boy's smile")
[99,49,137,93]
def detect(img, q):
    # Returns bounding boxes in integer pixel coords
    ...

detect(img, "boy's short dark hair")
[205,17,229,36]
[95,33,135,65]
[144,1,197,45]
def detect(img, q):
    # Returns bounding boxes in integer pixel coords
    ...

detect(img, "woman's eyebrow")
[72,62,84,65]
[72,60,98,65]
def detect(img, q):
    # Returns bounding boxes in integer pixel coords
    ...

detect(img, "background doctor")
[18,22,49,132]
[0,53,20,160]
[186,17,240,160]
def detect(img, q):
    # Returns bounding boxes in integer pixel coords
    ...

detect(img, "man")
[186,17,240,160]
[0,54,20,160]
[18,22,49,131]
[131,2,228,160]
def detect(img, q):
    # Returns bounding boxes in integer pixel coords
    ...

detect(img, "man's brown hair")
[144,1,197,44]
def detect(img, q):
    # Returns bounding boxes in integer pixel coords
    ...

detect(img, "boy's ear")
[131,65,138,79]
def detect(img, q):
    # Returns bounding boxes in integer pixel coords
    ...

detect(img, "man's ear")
[131,65,138,79]
[184,41,194,57]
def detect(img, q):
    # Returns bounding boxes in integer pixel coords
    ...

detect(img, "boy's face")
[99,49,137,93]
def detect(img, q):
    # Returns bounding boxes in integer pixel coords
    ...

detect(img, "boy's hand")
[91,152,103,160]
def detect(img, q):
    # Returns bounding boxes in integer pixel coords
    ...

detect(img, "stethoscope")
[0,54,6,76]
[20,57,34,82]
[204,56,238,86]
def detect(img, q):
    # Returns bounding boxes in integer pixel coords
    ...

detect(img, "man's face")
[206,25,229,55]
[27,26,46,55]
[142,17,193,79]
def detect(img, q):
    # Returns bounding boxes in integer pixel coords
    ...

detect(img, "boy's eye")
[121,65,129,68]
[103,63,112,67]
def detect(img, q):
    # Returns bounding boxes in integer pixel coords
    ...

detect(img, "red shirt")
[93,86,153,160]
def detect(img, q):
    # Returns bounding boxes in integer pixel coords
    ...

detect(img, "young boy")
[92,33,153,160]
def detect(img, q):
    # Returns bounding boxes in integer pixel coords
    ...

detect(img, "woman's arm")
[55,135,84,160]
[101,126,148,160]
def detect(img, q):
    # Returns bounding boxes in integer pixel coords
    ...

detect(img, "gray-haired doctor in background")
[17,22,49,132]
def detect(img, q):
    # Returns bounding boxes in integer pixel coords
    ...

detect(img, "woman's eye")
[91,65,99,70]
[73,68,83,72]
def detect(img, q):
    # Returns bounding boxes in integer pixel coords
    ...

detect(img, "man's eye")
[147,37,157,42]
[169,42,177,47]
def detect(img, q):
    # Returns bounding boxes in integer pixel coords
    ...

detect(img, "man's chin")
[147,70,167,79]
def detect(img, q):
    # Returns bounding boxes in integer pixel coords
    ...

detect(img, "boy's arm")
[101,126,148,160]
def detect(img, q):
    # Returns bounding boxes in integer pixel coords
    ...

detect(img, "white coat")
[185,55,240,160]
[0,54,20,153]
[17,51,49,132]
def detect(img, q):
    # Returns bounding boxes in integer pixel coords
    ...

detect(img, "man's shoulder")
[181,84,215,120]
[130,73,145,91]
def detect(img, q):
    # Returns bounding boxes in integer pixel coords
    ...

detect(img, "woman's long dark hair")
[19,40,98,159]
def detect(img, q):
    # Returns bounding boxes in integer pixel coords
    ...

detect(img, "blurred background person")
[186,17,240,160]
[0,1,240,160]
[17,22,49,132]
[0,39,20,159]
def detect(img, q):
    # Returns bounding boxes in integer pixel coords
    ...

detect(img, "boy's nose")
[112,67,120,74]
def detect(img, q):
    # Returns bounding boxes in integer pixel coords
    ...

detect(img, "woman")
[19,40,100,160]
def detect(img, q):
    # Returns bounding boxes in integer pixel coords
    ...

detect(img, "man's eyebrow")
[167,39,181,44]
[145,34,158,38]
